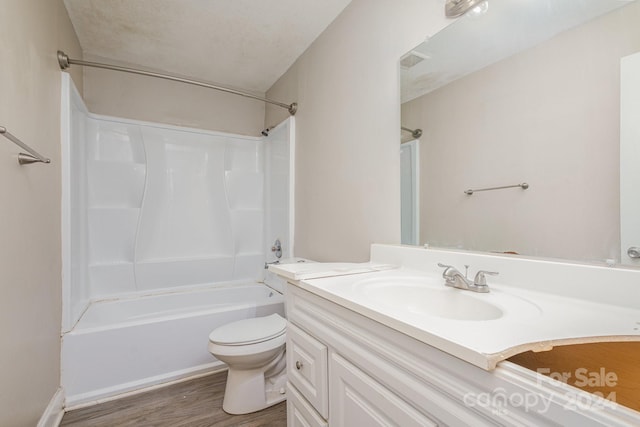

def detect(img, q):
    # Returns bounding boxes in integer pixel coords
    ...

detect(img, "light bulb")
[469,1,489,17]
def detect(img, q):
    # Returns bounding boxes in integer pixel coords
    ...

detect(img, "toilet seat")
[209,313,286,346]
[208,332,286,358]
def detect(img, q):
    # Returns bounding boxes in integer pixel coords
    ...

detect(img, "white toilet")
[208,312,288,414]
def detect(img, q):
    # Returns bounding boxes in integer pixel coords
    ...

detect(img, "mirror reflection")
[400,0,640,266]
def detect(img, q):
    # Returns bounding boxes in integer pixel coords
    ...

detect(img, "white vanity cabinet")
[329,352,438,426]
[287,322,328,420]
[285,282,640,427]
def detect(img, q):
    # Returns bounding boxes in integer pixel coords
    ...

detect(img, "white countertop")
[275,264,640,370]
[268,261,396,281]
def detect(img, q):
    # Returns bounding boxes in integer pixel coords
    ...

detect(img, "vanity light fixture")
[445,0,489,18]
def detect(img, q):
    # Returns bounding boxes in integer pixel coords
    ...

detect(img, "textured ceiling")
[64,0,352,93]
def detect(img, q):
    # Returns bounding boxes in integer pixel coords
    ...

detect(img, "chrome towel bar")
[464,182,529,195]
[0,126,51,165]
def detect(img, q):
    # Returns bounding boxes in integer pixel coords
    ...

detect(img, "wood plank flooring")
[60,371,287,427]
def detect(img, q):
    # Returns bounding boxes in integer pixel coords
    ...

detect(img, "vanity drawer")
[287,382,328,427]
[287,322,328,419]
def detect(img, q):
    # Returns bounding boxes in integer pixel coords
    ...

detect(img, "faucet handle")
[437,263,455,276]
[271,239,282,259]
[437,263,459,284]
[473,270,499,286]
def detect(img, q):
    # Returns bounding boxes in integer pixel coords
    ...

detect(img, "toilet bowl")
[208,312,288,414]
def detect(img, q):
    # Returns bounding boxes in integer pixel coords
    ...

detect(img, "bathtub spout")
[264,260,280,269]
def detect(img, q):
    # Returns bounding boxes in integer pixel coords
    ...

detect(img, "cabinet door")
[330,352,438,427]
[287,323,328,418]
[287,382,328,427]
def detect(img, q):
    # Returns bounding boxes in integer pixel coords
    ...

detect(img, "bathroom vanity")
[271,244,640,426]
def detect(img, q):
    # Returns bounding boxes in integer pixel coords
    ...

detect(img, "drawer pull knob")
[295,360,303,370]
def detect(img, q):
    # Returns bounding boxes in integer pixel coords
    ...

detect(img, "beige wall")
[266,0,449,262]
[83,55,267,136]
[402,3,640,263]
[0,1,82,425]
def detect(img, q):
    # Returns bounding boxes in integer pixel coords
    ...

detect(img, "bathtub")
[61,282,284,407]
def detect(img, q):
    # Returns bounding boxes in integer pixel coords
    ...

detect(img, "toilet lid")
[208,313,287,346]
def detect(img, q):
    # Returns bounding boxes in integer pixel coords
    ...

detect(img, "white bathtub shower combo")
[60,73,295,407]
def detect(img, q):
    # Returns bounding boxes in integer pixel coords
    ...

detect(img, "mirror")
[400,0,640,266]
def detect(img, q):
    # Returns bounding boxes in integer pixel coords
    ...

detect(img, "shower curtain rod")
[57,51,297,116]
[401,126,422,139]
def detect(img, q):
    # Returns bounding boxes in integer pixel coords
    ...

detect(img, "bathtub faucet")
[264,260,280,270]
[271,239,282,259]
[266,239,283,269]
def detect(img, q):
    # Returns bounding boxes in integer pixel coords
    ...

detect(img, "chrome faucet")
[264,260,280,269]
[271,239,282,259]
[437,263,498,293]
[265,239,283,269]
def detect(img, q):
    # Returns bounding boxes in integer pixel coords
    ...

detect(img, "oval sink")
[352,277,540,321]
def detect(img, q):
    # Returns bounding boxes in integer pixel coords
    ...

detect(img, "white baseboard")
[65,362,226,410]
[37,388,65,427]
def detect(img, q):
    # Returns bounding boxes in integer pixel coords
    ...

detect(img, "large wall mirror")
[400,0,640,267]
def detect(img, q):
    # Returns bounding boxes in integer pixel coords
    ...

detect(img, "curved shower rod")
[57,51,298,116]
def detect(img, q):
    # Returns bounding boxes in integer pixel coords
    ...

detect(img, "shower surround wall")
[61,73,292,332]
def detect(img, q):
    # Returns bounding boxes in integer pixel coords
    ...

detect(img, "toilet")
[208,259,309,414]
[208,312,288,415]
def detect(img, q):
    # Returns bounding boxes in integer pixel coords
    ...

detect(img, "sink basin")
[352,277,540,321]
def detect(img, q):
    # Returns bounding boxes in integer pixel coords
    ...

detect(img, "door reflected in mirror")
[400,0,640,266]
[400,140,419,245]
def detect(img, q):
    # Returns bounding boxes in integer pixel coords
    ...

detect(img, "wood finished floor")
[60,371,287,427]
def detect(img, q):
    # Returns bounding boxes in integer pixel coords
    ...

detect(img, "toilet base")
[222,368,287,414]
[221,352,287,415]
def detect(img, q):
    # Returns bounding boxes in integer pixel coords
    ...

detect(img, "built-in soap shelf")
[235,251,265,257]
[88,206,141,212]
[88,262,136,296]
[88,160,145,209]
[87,208,139,266]
[230,208,264,212]
[89,261,135,267]
[225,171,264,210]
[88,159,145,165]
[87,119,146,164]
[135,255,237,263]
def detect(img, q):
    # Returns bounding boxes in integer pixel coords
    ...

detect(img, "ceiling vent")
[400,51,429,69]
